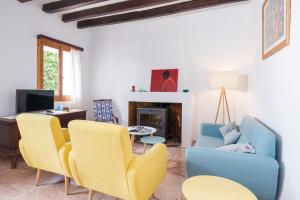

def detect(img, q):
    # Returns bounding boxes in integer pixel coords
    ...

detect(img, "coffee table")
[182,176,257,200]
[127,126,157,146]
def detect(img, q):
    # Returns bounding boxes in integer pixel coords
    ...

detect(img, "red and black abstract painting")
[150,69,178,92]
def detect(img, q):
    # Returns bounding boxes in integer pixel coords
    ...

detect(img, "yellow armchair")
[68,120,168,200]
[16,114,72,194]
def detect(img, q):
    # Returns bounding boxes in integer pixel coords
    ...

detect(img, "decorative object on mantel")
[150,69,178,92]
[137,88,148,92]
[210,71,238,124]
[262,0,291,59]
[131,85,136,92]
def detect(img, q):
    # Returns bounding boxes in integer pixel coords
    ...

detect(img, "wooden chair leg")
[65,176,71,195]
[88,189,94,200]
[35,169,42,186]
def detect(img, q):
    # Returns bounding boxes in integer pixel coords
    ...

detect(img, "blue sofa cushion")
[200,123,224,138]
[238,116,276,158]
[195,135,224,148]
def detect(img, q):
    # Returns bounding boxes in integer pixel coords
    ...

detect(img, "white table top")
[127,126,157,136]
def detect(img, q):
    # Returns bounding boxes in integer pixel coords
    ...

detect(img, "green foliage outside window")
[43,50,58,94]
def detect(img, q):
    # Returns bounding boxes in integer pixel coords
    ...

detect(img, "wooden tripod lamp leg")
[223,88,231,122]
[222,90,225,124]
[215,87,225,123]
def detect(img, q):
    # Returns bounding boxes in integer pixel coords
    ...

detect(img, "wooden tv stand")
[0,109,87,169]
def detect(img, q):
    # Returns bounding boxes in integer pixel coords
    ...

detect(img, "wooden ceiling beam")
[77,0,247,29]
[62,0,179,22]
[17,0,32,2]
[43,0,109,13]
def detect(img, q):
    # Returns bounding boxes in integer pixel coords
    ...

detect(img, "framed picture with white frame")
[262,0,291,59]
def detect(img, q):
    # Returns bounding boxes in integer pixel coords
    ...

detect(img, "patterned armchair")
[93,99,119,124]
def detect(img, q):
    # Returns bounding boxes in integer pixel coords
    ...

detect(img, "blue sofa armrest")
[186,147,279,200]
[200,123,224,138]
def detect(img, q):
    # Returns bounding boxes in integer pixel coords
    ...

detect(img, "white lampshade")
[210,71,239,89]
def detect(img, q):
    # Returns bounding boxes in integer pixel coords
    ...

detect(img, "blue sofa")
[186,116,279,200]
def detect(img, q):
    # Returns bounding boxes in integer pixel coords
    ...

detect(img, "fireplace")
[129,101,182,146]
[125,92,195,147]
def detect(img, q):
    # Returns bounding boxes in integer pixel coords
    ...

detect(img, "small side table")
[127,126,157,147]
[141,136,166,153]
[182,176,257,200]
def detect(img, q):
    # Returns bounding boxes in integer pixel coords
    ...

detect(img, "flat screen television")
[16,89,54,113]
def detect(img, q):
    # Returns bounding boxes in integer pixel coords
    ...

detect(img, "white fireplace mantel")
[122,92,196,147]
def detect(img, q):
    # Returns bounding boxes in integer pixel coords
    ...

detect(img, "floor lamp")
[210,71,238,124]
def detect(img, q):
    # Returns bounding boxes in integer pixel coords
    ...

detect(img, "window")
[37,37,73,101]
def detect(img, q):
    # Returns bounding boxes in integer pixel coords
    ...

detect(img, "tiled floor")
[0,144,186,200]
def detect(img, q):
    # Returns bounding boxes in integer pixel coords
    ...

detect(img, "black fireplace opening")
[137,108,168,138]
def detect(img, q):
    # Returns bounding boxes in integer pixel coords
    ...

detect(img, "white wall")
[87,1,254,130]
[249,0,300,199]
[0,0,90,116]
